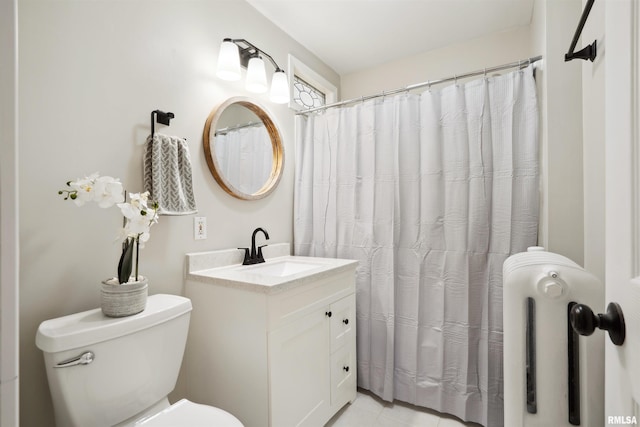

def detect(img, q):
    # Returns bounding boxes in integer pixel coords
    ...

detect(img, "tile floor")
[325,389,483,427]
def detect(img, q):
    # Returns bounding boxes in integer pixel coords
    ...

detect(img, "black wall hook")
[151,110,175,137]
[565,0,597,62]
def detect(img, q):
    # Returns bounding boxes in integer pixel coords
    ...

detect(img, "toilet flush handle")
[54,351,95,368]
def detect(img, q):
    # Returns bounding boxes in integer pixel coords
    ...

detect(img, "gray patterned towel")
[143,134,197,215]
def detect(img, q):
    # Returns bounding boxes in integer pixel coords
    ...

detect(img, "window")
[293,75,326,109]
[288,55,338,111]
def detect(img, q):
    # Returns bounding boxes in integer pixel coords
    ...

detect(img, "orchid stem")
[122,191,127,228]
[135,235,140,281]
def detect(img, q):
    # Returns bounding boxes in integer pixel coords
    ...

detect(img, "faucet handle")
[238,248,251,265]
[257,245,268,263]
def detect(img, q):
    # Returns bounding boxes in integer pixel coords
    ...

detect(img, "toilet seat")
[136,399,243,426]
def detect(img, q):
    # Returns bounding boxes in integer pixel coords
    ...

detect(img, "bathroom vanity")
[184,244,357,427]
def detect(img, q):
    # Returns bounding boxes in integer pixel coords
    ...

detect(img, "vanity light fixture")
[216,38,290,104]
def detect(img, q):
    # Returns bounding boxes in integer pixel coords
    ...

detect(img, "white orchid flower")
[118,192,158,239]
[93,176,124,208]
[128,191,150,210]
[137,231,151,246]
[123,216,151,237]
[68,172,99,206]
[60,176,159,284]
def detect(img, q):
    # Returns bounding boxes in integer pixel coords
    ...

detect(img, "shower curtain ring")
[454,74,458,85]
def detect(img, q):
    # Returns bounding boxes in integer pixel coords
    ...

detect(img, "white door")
[605,0,640,425]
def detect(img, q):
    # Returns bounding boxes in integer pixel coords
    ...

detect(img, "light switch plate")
[194,217,207,240]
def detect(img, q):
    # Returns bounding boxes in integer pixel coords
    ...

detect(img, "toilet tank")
[36,294,192,427]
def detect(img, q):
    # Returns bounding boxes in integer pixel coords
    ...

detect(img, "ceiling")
[245,0,535,75]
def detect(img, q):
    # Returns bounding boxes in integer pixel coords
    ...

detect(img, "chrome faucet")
[239,227,270,265]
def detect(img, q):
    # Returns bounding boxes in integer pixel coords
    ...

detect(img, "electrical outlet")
[194,217,207,240]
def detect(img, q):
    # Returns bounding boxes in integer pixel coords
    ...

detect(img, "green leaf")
[117,238,134,284]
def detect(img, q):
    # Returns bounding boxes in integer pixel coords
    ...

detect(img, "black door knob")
[325,311,332,318]
[570,302,626,346]
[343,319,349,325]
[343,366,349,372]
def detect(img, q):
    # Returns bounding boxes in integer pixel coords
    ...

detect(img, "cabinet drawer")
[268,269,355,331]
[330,294,355,352]
[330,346,356,407]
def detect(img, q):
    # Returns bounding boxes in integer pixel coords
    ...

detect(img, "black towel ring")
[151,110,175,138]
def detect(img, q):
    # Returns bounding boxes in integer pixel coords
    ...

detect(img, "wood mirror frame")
[203,97,284,200]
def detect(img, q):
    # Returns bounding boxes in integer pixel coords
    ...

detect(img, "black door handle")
[570,302,625,346]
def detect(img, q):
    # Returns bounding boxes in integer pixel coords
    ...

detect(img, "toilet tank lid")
[36,294,192,353]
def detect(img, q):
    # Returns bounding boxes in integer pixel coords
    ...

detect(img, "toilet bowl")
[35,294,243,427]
[134,399,242,426]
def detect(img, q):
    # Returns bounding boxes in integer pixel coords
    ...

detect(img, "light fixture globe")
[245,56,268,93]
[216,39,241,81]
[269,69,290,104]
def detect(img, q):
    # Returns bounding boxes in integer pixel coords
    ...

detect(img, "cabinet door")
[269,308,330,427]
[330,294,355,351]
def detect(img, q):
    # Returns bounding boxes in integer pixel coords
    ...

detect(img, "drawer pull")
[343,366,349,372]
[343,318,349,325]
[325,311,332,317]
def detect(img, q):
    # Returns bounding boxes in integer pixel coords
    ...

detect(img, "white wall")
[0,0,19,425]
[581,0,605,281]
[531,0,548,251]
[341,25,534,99]
[530,0,588,267]
[18,1,338,426]
[539,0,585,265]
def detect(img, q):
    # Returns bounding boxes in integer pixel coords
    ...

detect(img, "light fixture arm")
[227,38,283,72]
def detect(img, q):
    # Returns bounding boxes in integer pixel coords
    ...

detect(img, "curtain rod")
[296,55,543,115]
[215,121,263,136]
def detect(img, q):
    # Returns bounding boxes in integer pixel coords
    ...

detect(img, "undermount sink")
[241,260,323,277]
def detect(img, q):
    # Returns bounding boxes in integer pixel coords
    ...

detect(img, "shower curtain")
[294,65,539,427]
[215,125,272,194]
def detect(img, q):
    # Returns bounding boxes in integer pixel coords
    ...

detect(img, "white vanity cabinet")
[185,251,357,427]
[269,293,356,427]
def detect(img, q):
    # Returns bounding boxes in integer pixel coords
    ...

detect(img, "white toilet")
[35,294,243,427]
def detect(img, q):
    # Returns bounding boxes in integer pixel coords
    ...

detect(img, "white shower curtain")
[215,125,272,194]
[294,65,539,427]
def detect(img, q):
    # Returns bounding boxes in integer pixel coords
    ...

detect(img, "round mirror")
[203,97,284,200]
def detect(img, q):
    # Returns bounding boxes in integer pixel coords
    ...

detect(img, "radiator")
[503,247,604,426]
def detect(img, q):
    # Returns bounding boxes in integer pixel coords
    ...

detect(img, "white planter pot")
[100,277,148,317]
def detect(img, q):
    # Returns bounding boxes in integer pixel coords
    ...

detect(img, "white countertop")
[187,254,357,294]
